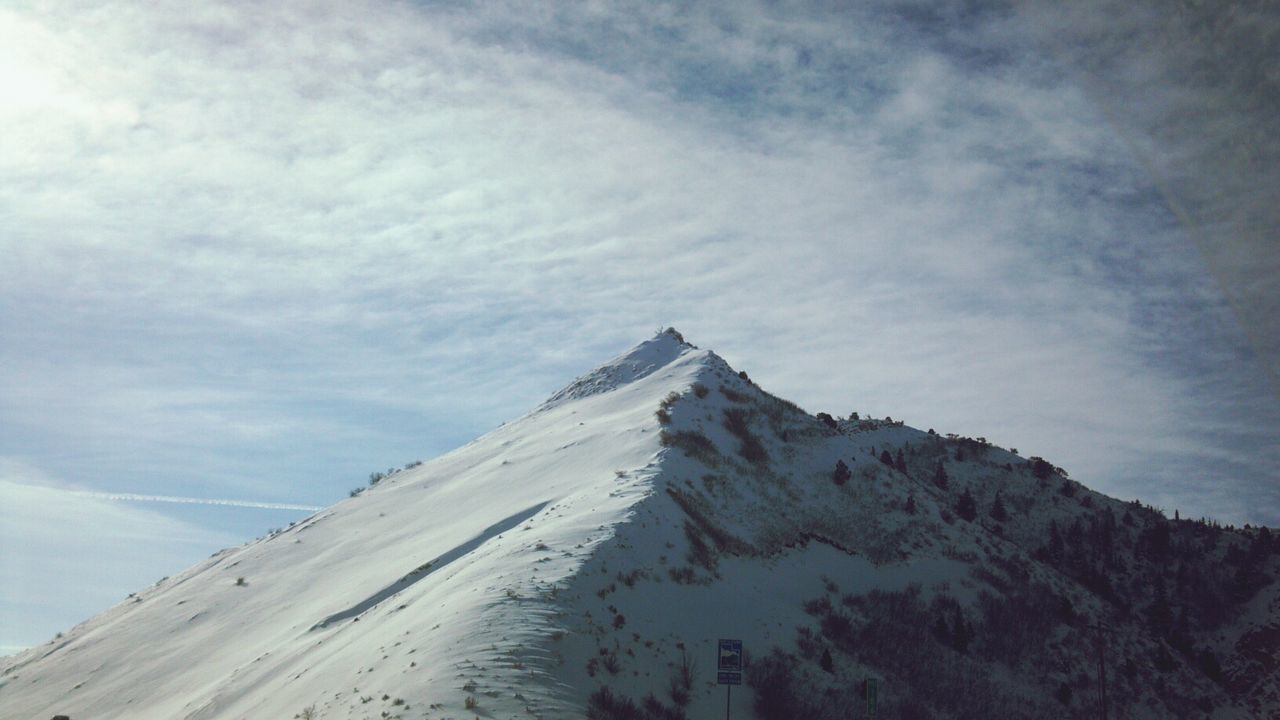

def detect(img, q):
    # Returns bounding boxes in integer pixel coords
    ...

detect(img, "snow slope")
[0,331,704,719]
[2,328,1276,720]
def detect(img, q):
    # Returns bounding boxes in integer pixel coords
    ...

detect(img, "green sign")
[865,677,878,719]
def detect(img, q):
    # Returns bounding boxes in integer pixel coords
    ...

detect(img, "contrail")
[68,491,323,512]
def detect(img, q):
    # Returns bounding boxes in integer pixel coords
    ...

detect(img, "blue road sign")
[718,639,743,672]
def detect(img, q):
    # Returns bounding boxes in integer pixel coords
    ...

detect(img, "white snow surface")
[1,331,744,719]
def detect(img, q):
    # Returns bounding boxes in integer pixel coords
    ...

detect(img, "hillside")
[2,329,1276,720]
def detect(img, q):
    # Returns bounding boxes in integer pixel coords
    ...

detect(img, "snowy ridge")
[540,328,697,409]
[2,329,1276,720]
[0,330,708,720]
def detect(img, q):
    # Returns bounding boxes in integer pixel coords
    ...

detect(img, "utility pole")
[1088,622,1111,720]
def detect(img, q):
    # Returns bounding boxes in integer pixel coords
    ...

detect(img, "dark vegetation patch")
[683,521,716,571]
[832,459,851,485]
[659,430,719,466]
[674,511,755,576]
[666,487,755,557]
[656,391,682,425]
[587,657,695,719]
[666,566,699,584]
[757,585,1060,720]
[700,473,729,493]
[722,408,768,465]
[755,390,809,435]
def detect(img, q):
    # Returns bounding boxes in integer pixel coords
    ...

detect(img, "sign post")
[717,639,743,720]
[863,677,878,720]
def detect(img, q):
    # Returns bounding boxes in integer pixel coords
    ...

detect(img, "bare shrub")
[669,648,695,707]
[749,648,819,720]
[722,408,768,465]
[659,430,720,466]
[588,687,641,720]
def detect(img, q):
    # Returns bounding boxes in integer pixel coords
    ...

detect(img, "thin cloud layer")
[1018,0,1280,391]
[0,467,242,651]
[1,0,1276,649]
[66,491,322,512]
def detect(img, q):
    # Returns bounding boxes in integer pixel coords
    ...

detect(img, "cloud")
[1015,0,1280,393]
[0,462,243,650]
[1,0,1277,643]
[64,491,321,512]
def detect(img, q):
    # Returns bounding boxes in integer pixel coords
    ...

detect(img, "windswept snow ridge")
[311,501,550,630]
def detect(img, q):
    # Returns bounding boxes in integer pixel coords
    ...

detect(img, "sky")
[1,0,1277,653]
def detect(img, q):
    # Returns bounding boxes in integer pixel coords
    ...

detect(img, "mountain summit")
[541,327,698,408]
[2,330,1277,719]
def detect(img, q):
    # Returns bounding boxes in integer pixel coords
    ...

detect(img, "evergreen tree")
[989,492,1008,522]
[832,459,851,486]
[956,487,977,522]
[951,608,972,654]
[1097,510,1117,566]
[1142,521,1172,561]
[820,647,834,673]
[1030,457,1053,479]
[879,450,894,467]
[1045,521,1064,562]
[932,614,950,644]
[933,462,949,490]
[1251,526,1274,557]
[1233,559,1262,601]
[905,493,917,515]
[894,449,907,473]
[1066,518,1084,548]
[1198,648,1222,682]
[1260,526,1274,553]
[1056,594,1076,623]
[1153,644,1178,673]
[1170,608,1193,656]
[1146,579,1173,636]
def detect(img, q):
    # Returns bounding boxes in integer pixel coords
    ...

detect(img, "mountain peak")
[6,330,1277,720]
[541,327,699,407]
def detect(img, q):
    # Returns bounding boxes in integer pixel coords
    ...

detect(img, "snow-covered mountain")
[2,329,1277,720]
